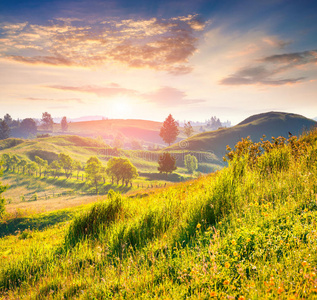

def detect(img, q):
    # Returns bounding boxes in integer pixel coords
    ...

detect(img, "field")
[0,128,316,299]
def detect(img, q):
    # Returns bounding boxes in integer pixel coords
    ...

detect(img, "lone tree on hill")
[61,116,68,132]
[160,114,179,146]
[158,152,177,175]
[41,112,54,131]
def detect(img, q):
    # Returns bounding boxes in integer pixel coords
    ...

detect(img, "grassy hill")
[46,118,195,148]
[167,111,317,160]
[0,127,316,299]
[51,119,170,147]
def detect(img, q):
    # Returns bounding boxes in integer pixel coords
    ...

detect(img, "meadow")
[0,128,316,299]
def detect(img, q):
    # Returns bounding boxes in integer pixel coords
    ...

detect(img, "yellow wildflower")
[277,286,285,294]
[210,291,217,297]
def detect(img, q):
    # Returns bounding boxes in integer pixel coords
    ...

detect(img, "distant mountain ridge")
[168,111,317,160]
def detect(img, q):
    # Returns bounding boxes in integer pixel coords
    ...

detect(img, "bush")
[30,193,38,201]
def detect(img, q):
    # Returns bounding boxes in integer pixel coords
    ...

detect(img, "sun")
[111,96,132,118]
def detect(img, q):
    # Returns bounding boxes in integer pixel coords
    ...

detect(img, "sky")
[0,0,317,125]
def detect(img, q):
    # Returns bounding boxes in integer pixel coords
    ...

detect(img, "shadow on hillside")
[0,210,74,238]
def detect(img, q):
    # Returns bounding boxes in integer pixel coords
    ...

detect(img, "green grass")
[0,129,317,299]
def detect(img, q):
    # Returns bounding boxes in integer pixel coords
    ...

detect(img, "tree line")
[0,153,138,194]
[0,112,69,140]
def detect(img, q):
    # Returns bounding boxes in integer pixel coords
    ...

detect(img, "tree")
[130,139,143,150]
[58,153,73,178]
[0,171,8,217]
[184,121,194,138]
[3,114,12,126]
[49,160,61,178]
[61,116,68,132]
[18,159,27,174]
[35,156,48,176]
[1,154,12,171]
[160,114,179,146]
[184,154,198,174]
[0,120,10,140]
[207,116,222,130]
[41,112,54,131]
[73,160,82,180]
[19,118,37,137]
[106,157,138,186]
[158,152,177,174]
[113,134,124,149]
[26,161,37,175]
[11,155,19,172]
[119,159,138,186]
[85,157,103,194]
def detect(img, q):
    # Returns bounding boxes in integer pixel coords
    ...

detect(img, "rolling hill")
[167,111,317,160]
[51,119,169,146]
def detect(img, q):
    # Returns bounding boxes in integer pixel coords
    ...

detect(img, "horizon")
[1,0,317,125]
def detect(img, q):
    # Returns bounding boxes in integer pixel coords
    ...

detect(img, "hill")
[168,111,317,160]
[51,119,172,147]
[0,135,110,163]
[1,127,317,299]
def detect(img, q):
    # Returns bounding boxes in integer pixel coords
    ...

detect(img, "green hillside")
[0,127,317,299]
[168,111,317,160]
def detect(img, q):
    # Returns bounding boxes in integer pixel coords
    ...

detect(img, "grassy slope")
[0,128,316,299]
[167,111,317,160]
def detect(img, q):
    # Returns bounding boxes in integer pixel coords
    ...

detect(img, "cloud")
[46,83,204,106]
[25,97,83,103]
[0,15,205,74]
[142,86,205,106]
[261,50,317,65]
[220,50,317,86]
[48,84,138,97]
[262,37,291,49]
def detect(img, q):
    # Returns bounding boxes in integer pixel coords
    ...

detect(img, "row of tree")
[0,113,69,140]
[0,153,138,194]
